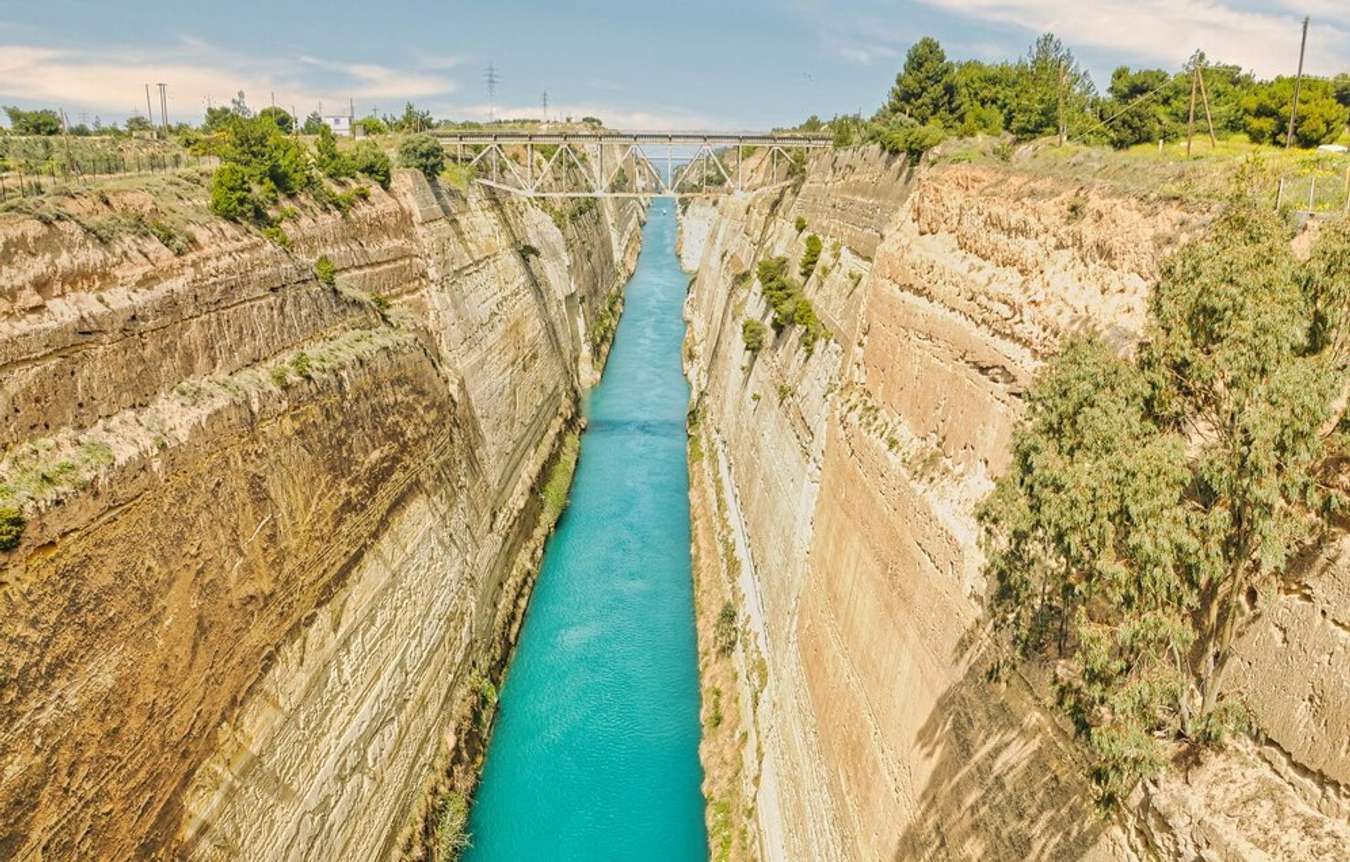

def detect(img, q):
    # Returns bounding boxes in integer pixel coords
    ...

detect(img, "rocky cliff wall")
[680,146,1349,860]
[0,170,642,860]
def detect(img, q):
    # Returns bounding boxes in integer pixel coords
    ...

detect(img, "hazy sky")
[1,1,1346,130]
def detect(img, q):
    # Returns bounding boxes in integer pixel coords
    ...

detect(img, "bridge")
[431,130,831,198]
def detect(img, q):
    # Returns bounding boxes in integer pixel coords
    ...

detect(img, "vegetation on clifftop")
[979,197,1350,806]
[806,32,1348,161]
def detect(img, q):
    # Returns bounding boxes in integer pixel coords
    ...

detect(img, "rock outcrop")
[0,170,642,860]
[680,146,1349,860]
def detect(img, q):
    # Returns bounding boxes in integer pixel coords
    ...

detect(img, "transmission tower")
[484,63,500,123]
[542,90,549,122]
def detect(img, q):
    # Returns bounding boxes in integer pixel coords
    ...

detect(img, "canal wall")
[0,170,643,859]
[679,145,1350,860]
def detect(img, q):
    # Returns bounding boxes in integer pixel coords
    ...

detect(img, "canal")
[465,200,708,860]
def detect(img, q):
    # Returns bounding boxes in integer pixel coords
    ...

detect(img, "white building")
[322,115,352,137]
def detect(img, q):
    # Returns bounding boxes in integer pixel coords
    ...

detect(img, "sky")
[0,1,1347,131]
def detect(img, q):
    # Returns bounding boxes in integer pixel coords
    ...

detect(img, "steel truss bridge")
[431,131,831,198]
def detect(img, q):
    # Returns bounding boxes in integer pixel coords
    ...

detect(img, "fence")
[1275,166,1350,219]
[0,152,219,201]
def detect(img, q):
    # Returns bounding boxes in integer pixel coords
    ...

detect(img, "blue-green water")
[464,201,708,861]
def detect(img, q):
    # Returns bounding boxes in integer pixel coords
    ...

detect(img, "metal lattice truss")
[434,131,831,198]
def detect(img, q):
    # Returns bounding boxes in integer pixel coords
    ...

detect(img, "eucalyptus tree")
[980,199,1348,804]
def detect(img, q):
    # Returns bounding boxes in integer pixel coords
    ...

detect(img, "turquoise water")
[464,201,708,861]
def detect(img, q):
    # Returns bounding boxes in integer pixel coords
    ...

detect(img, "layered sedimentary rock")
[0,170,642,860]
[680,146,1349,860]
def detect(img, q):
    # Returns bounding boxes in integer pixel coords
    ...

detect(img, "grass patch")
[540,431,582,528]
[442,163,476,191]
[431,792,470,861]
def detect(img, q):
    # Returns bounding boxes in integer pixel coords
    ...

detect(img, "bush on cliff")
[399,133,446,179]
[799,234,822,279]
[0,505,25,551]
[979,200,1349,807]
[206,113,313,224]
[756,257,828,352]
[741,319,767,352]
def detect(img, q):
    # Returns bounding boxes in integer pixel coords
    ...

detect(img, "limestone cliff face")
[0,171,642,860]
[680,146,1349,860]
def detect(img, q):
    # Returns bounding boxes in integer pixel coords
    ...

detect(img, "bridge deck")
[431,130,832,147]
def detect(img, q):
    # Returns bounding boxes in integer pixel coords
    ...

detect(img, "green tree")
[356,115,389,136]
[209,162,262,222]
[314,124,353,178]
[350,141,392,188]
[953,61,1019,136]
[1241,76,1348,147]
[742,319,767,352]
[1104,66,1176,148]
[1010,34,1095,143]
[980,199,1347,806]
[258,106,294,134]
[302,112,325,135]
[387,101,434,133]
[203,105,237,133]
[884,37,957,126]
[4,106,62,135]
[1334,73,1350,109]
[207,114,314,223]
[398,133,445,178]
[125,115,153,133]
[800,234,822,279]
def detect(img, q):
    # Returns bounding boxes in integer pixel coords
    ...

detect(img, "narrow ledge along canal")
[465,200,709,860]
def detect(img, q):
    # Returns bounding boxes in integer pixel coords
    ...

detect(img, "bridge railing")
[435,131,828,199]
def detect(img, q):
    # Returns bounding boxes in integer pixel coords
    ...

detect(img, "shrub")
[290,351,312,378]
[257,106,294,134]
[715,602,738,655]
[799,234,823,279]
[742,319,767,352]
[979,200,1349,806]
[399,133,445,179]
[350,141,392,188]
[794,215,807,232]
[880,122,947,160]
[207,114,315,224]
[209,163,261,222]
[314,255,336,287]
[433,792,470,859]
[0,505,25,550]
[314,124,353,179]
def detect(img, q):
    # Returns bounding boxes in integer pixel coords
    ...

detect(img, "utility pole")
[157,83,169,138]
[1286,16,1309,148]
[541,90,549,123]
[1196,64,1217,147]
[1186,67,1198,157]
[144,84,155,136]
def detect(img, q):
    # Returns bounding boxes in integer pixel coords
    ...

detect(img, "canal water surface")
[465,200,708,860]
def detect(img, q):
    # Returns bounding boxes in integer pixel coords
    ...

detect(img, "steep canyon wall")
[680,147,1349,860]
[0,170,642,860]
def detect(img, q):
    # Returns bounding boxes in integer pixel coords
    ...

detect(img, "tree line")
[817,35,1350,157]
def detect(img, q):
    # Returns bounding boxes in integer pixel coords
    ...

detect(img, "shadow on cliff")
[890,627,1111,861]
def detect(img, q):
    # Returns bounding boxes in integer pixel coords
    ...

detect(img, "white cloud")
[918,0,1349,77]
[0,37,458,123]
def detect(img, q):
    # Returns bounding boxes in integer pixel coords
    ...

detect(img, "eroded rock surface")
[681,147,1349,860]
[0,171,642,860]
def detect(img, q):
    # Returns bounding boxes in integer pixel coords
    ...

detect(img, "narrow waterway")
[465,201,707,860]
